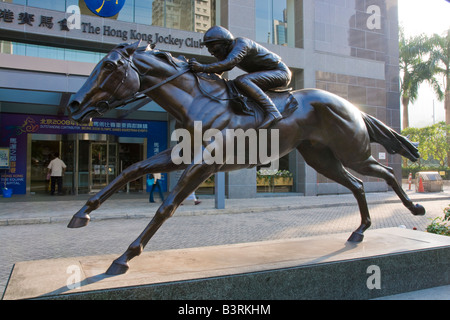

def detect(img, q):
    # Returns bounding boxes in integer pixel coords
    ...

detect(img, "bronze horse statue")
[67,41,424,275]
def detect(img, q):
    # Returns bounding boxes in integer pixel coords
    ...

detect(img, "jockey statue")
[189,26,292,129]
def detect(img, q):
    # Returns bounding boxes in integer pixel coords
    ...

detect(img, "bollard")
[408,172,412,190]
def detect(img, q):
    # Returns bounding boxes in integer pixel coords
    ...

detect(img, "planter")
[257,177,269,186]
[199,181,215,188]
[257,176,293,193]
[257,177,293,186]
[274,177,293,186]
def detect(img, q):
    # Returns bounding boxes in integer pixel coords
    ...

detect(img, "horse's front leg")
[105,163,220,275]
[67,147,186,228]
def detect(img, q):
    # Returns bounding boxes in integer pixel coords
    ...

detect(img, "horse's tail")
[362,112,420,162]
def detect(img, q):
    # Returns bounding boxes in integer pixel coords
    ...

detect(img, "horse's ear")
[124,40,141,57]
[145,42,156,51]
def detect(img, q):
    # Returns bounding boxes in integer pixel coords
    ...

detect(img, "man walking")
[47,152,66,195]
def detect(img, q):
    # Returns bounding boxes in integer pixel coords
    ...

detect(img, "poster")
[0,147,9,169]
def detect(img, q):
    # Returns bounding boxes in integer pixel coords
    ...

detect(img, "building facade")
[0,0,401,198]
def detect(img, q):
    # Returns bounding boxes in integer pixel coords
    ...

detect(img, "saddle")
[196,72,299,119]
[226,80,298,117]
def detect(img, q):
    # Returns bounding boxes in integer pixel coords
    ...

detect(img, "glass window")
[64,49,103,63]
[134,0,152,25]
[151,0,197,31]
[256,0,272,43]
[10,42,26,55]
[66,0,79,8]
[0,41,103,64]
[255,0,296,47]
[9,0,78,9]
[27,43,65,60]
[118,0,135,23]
[6,0,216,33]
[123,0,215,32]
[8,0,27,5]
[27,0,65,12]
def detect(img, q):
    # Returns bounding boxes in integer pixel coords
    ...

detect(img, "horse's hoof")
[411,204,426,216]
[105,261,129,275]
[67,214,90,228]
[347,232,364,243]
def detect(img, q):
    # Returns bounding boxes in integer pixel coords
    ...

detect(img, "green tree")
[402,122,450,167]
[422,122,449,167]
[402,126,425,166]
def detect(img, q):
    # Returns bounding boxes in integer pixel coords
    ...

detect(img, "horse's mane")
[140,46,188,69]
[113,42,188,70]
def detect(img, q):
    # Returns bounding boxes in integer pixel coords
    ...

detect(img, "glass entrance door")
[89,142,117,193]
[30,140,60,194]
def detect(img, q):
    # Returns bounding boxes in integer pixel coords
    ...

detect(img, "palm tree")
[427,29,449,165]
[428,30,449,125]
[399,29,436,129]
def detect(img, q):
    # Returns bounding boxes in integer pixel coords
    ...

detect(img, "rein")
[193,74,240,103]
[107,66,191,110]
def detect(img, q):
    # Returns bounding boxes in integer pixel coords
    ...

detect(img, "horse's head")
[68,41,147,124]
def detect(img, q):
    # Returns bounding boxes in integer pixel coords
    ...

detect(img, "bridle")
[96,50,191,115]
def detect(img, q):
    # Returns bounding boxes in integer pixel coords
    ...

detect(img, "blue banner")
[0,113,167,194]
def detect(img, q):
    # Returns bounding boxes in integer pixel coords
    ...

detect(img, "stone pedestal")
[3,228,450,300]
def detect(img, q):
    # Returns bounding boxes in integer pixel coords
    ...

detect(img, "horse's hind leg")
[68,147,187,228]
[297,142,371,242]
[350,156,425,216]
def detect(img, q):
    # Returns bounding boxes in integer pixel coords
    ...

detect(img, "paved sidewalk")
[1,184,450,226]
[1,184,449,300]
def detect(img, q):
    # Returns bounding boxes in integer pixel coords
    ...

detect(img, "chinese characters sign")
[0,8,65,31]
[37,117,149,135]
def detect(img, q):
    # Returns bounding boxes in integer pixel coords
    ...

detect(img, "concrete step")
[3,227,450,300]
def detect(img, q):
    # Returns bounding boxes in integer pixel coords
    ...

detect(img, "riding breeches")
[234,62,291,112]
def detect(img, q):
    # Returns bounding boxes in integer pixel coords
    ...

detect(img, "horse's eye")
[103,61,116,71]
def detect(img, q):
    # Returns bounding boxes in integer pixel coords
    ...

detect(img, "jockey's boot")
[236,80,282,129]
[257,97,282,129]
